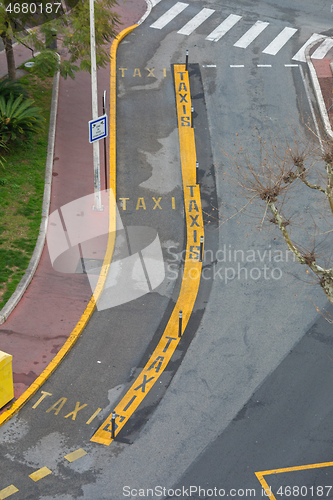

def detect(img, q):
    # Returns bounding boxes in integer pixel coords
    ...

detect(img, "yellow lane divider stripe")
[255,461,333,499]
[0,485,19,500]
[64,448,87,463]
[29,467,52,482]
[91,64,204,446]
[0,26,137,429]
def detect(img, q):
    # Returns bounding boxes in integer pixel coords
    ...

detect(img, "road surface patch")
[90,63,204,446]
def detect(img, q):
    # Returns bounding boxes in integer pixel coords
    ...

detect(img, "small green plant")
[0,94,45,143]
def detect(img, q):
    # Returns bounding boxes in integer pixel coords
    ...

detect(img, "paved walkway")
[0,0,147,408]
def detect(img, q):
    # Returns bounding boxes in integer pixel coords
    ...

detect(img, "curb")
[138,0,154,24]
[0,24,138,427]
[306,37,333,140]
[0,66,60,325]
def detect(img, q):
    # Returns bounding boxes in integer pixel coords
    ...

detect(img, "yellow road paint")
[86,407,102,424]
[91,64,204,446]
[118,67,167,78]
[29,467,52,482]
[0,25,138,429]
[255,461,333,500]
[0,485,18,499]
[0,351,14,409]
[64,448,87,463]
[118,196,176,211]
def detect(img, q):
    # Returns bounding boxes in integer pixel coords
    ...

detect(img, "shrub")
[31,50,60,79]
[0,78,28,100]
[0,94,45,143]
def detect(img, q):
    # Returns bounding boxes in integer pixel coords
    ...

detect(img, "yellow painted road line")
[109,25,138,193]
[29,466,52,482]
[0,27,138,428]
[91,64,204,446]
[64,448,87,463]
[255,461,333,499]
[0,485,19,500]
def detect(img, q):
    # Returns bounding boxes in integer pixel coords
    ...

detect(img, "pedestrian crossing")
[149,2,331,62]
[233,20,269,49]
[205,14,242,43]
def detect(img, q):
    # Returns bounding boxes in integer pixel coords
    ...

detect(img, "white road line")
[257,64,272,67]
[311,38,333,59]
[230,64,245,67]
[177,8,215,35]
[150,2,189,29]
[202,64,217,67]
[262,27,298,56]
[284,63,299,67]
[292,33,325,62]
[205,14,242,42]
[233,20,269,49]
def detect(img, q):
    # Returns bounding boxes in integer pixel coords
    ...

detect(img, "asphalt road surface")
[1,1,333,499]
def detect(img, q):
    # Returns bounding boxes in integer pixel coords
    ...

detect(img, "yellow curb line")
[91,64,204,445]
[255,461,333,499]
[0,25,137,428]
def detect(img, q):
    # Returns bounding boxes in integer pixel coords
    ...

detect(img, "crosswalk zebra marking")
[262,27,298,55]
[177,7,215,35]
[233,20,269,49]
[149,4,330,63]
[311,38,333,59]
[292,33,324,62]
[205,14,242,42]
[150,2,189,30]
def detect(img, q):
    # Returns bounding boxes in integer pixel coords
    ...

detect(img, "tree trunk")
[1,34,16,80]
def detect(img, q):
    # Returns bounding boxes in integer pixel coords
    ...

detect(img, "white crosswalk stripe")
[150,2,188,29]
[233,20,269,49]
[292,33,324,62]
[149,4,329,62]
[311,38,333,59]
[262,27,298,55]
[205,14,242,42]
[177,8,215,36]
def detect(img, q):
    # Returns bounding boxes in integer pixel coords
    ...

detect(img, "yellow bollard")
[0,350,14,409]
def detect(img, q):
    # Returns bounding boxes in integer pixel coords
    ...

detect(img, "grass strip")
[0,73,53,309]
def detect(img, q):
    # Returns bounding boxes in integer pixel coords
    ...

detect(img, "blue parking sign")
[89,114,108,143]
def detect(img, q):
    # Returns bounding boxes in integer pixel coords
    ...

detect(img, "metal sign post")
[102,90,108,191]
[89,0,103,211]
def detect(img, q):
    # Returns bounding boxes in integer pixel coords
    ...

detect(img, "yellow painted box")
[0,350,14,408]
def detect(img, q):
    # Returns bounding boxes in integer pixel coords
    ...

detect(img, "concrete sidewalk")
[0,0,147,412]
